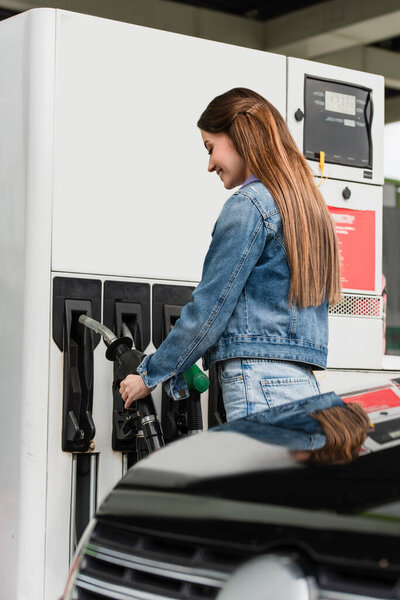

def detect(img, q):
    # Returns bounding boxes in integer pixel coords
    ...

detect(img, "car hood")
[96,424,400,574]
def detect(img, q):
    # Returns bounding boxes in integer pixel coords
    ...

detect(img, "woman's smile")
[200,129,250,189]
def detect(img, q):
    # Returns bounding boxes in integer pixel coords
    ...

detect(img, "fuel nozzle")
[184,364,209,393]
[79,314,144,367]
[79,314,165,452]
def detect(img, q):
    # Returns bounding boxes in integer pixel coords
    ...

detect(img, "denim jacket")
[212,392,345,450]
[138,181,328,400]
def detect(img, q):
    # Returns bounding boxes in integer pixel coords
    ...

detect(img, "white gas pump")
[0,9,287,600]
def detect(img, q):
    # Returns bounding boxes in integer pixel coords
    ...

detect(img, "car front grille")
[73,521,245,599]
[72,521,399,600]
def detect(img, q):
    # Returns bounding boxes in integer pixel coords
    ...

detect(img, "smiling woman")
[201,130,251,189]
[121,87,341,423]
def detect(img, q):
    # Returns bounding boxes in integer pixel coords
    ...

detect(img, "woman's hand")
[119,374,153,409]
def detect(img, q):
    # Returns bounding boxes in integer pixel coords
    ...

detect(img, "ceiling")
[164,0,328,20]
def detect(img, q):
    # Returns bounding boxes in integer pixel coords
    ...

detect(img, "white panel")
[319,367,400,396]
[287,57,384,185]
[328,316,383,370]
[318,178,382,295]
[16,10,56,599]
[0,12,27,599]
[0,8,56,600]
[51,10,286,280]
[383,355,400,371]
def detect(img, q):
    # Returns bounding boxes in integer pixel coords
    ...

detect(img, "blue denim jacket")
[138,181,328,400]
[212,392,345,450]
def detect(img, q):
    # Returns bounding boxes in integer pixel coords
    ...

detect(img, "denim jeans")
[218,358,321,422]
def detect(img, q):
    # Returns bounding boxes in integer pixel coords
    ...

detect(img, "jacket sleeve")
[137,191,269,400]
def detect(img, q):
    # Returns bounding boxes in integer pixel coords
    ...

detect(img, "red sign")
[343,387,400,413]
[328,206,375,292]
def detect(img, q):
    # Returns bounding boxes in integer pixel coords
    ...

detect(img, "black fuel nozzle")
[78,315,165,452]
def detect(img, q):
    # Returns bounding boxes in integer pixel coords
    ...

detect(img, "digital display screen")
[303,76,373,169]
[325,91,356,116]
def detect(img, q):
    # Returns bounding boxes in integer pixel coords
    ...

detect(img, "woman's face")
[201,130,251,190]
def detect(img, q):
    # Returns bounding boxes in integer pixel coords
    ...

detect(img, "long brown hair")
[197,88,341,308]
[309,402,371,465]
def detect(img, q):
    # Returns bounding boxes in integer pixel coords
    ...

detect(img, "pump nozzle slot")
[53,276,101,351]
[103,282,151,456]
[152,284,194,349]
[114,301,143,351]
[152,284,206,443]
[103,281,150,351]
[163,304,182,338]
[62,299,96,453]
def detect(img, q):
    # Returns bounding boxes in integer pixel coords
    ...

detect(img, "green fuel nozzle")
[184,364,209,393]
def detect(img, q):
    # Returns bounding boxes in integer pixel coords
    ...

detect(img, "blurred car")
[63,388,400,600]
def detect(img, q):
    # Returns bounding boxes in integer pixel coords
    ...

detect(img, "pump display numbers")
[325,90,356,116]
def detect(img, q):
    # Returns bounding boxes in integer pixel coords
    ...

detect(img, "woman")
[120,88,341,422]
